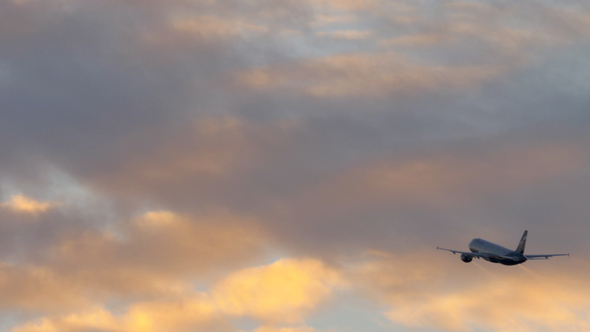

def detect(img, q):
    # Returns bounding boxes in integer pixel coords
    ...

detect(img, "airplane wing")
[525,253,569,260]
[437,247,481,256]
[437,247,519,261]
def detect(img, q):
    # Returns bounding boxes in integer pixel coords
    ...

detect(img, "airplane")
[437,230,569,266]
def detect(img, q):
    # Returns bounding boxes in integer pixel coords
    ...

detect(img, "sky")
[1,0,590,331]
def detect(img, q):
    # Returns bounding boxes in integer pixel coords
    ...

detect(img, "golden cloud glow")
[11,300,218,332]
[351,252,590,332]
[134,210,178,228]
[1,194,56,215]
[211,258,346,323]
[11,258,344,332]
[52,210,265,293]
[12,308,120,332]
[383,272,590,332]
[0,209,265,316]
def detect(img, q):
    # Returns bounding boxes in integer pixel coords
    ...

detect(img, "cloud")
[318,0,384,11]
[316,30,373,40]
[350,252,590,332]
[259,130,590,256]
[171,16,269,39]
[234,52,507,97]
[0,262,86,313]
[211,258,347,323]
[10,303,222,332]
[13,247,590,332]
[72,117,305,209]
[11,308,122,332]
[2,0,590,331]
[376,1,590,71]
[396,268,590,332]
[351,139,587,202]
[0,209,266,316]
[11,258,344,332]
[247,326,320,332]
[51,210,265,294]
[380,33,441,46]
[1,194,56,215]
[313,14,356,27]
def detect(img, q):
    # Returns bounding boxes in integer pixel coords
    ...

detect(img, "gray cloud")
[2,0,590,330]
[1,0,589,261]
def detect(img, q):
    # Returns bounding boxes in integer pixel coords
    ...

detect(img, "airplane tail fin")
[516,230,528,254]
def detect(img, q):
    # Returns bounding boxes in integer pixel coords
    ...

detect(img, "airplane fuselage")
[469,238,527,265]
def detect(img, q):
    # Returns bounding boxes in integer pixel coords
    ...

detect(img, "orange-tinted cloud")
[52,210,265,294]
[0,209,266,315]
[291,139,588,213]
[11,258,344,332]
[350,251,590,332]
[3,0,590,331]
[234,53,507,97]
[318,0,384,11]
[0,262,86,312]
[172,16,269,39]
[316,30,373,40]
[1,194,56,216]
[211,258,346,323]
[246,326,319,332]
[84,117,301,198]
[10,301,222,332]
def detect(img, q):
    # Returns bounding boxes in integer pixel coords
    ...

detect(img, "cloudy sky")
[1,0,590,331]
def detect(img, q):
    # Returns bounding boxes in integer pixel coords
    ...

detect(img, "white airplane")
[437,230,569,266]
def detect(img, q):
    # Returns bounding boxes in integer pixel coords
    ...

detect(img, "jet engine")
[460,253,473,263]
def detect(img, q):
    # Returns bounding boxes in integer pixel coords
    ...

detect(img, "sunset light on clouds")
[1,0,590,331]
